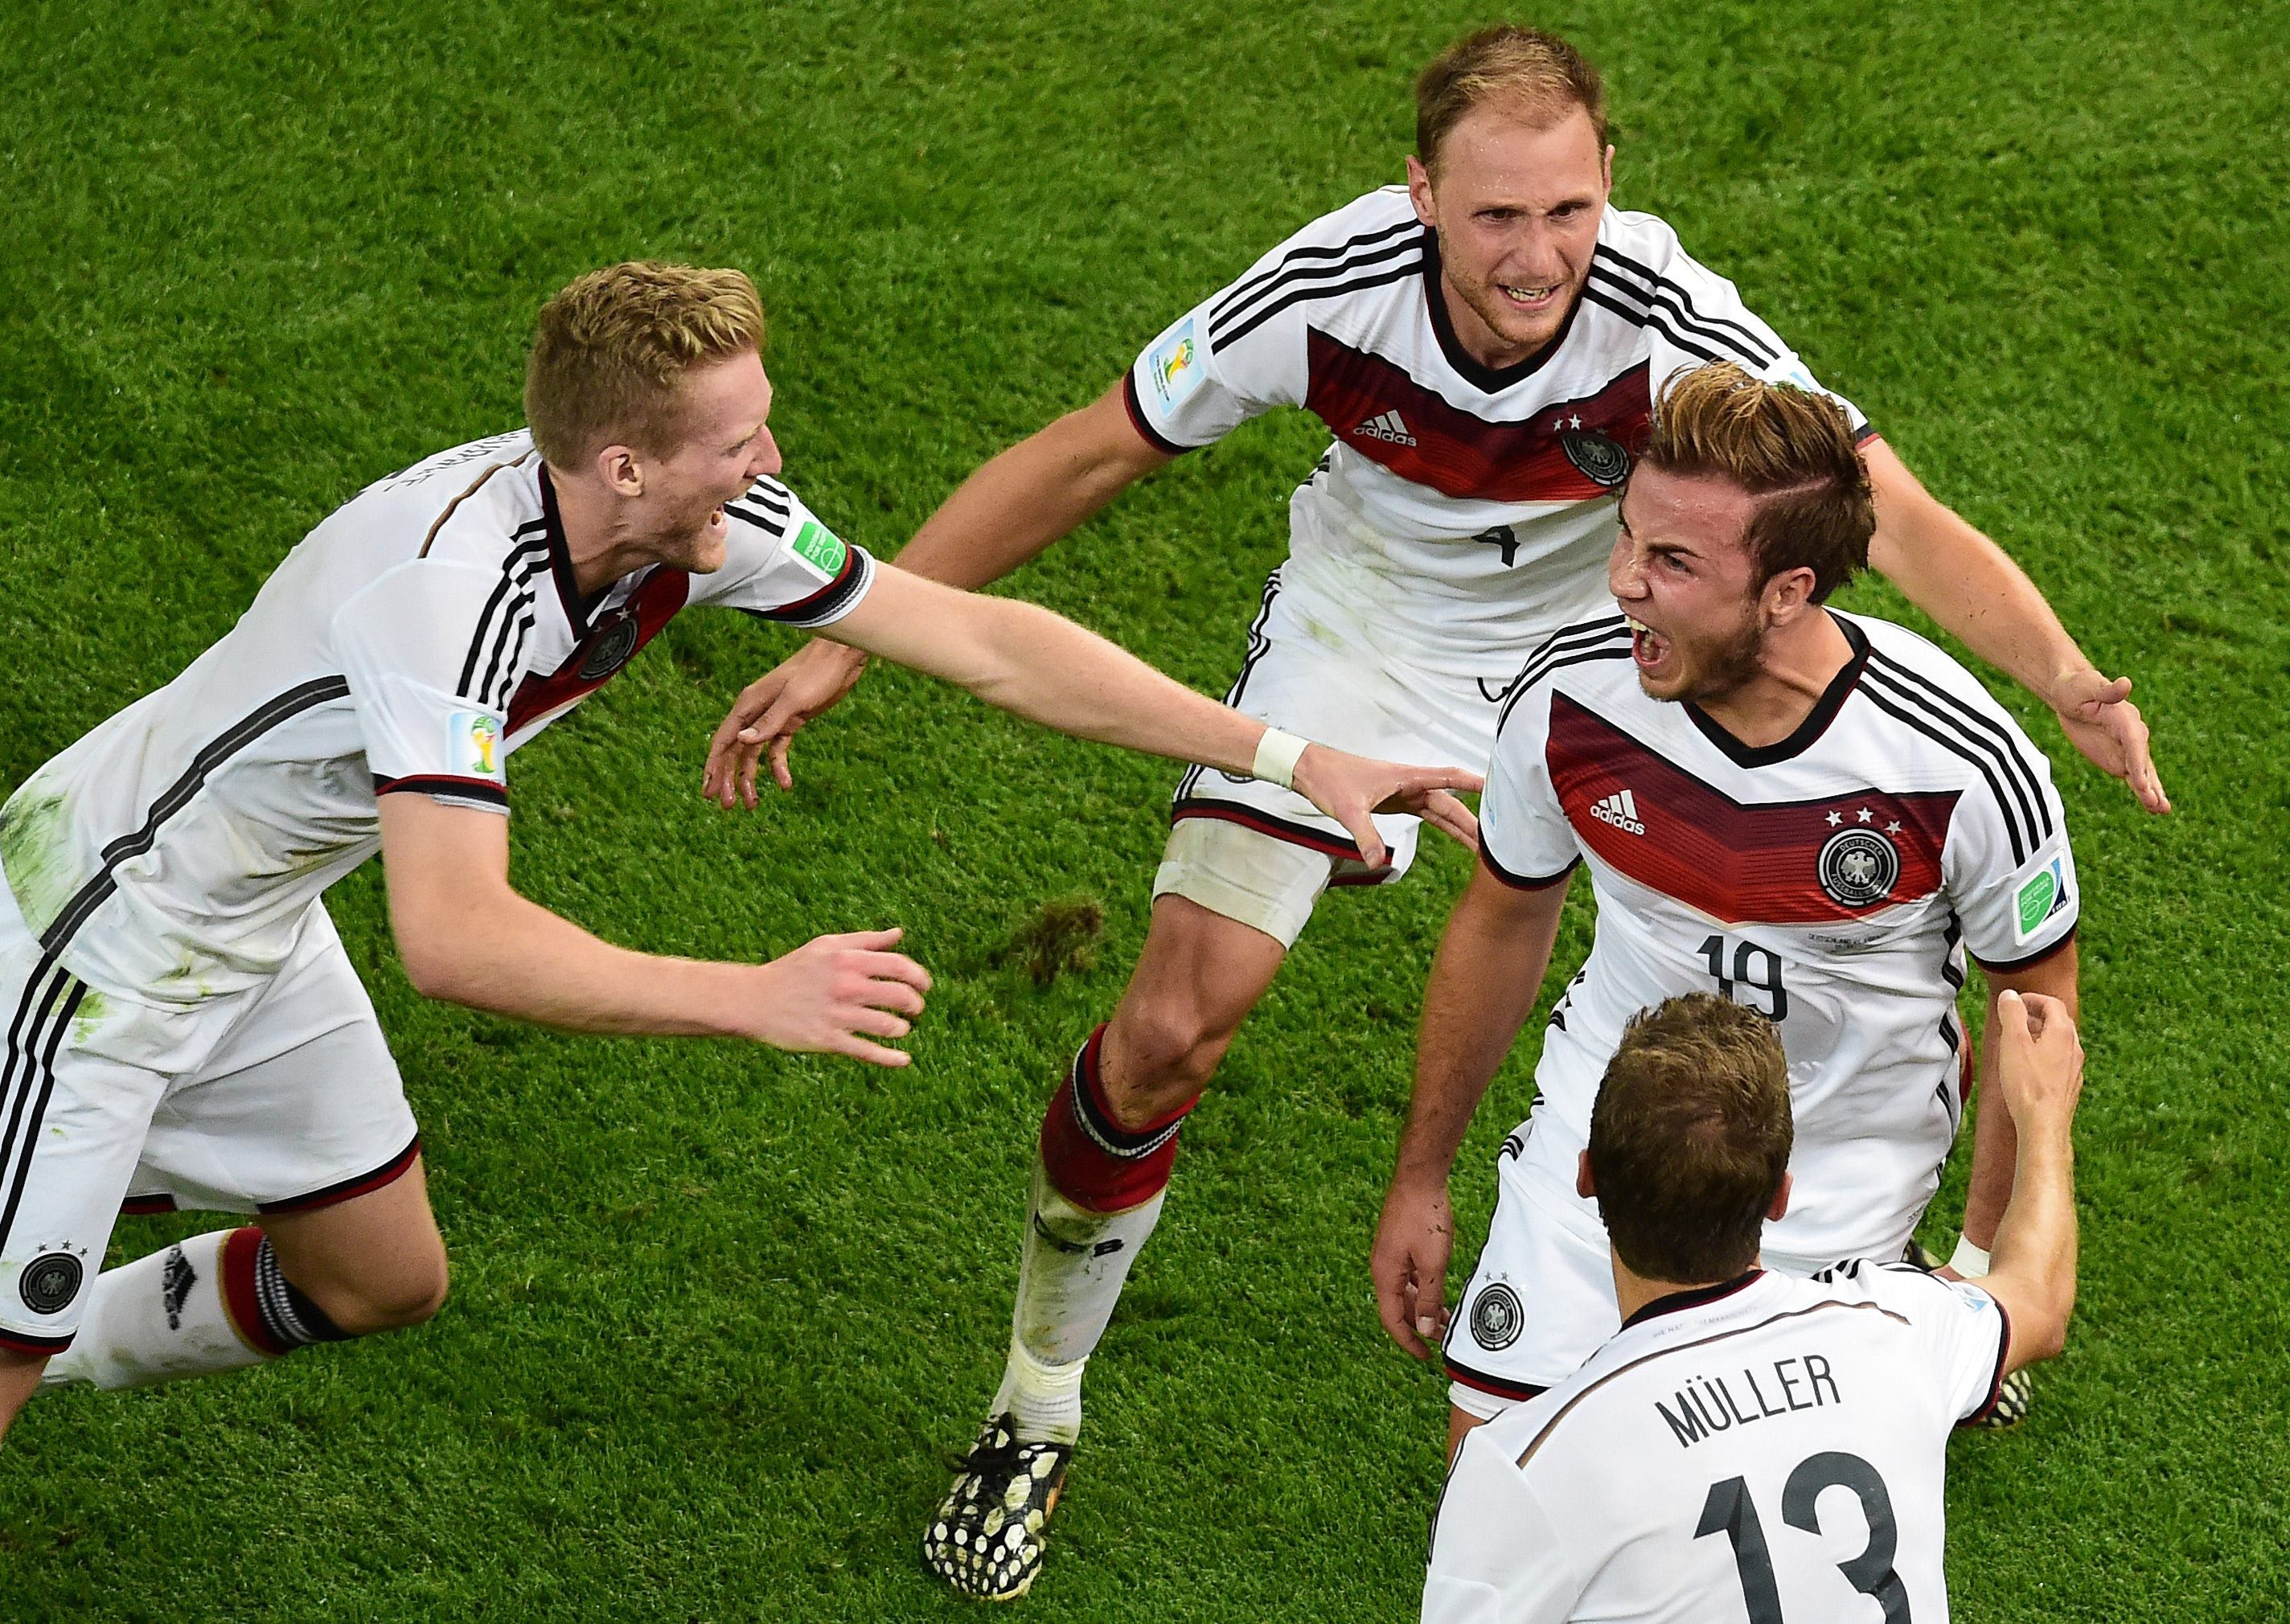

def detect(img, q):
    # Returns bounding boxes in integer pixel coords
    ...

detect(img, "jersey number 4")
[1695,1452,1909,1622]
[1698,934,1790,1021]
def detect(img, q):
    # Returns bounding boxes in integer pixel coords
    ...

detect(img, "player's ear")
[1405,154,1438,228]
[1601,143,1615,193]
[595,444,644,498]
[1575,1150,1596,1200]
[1767,1172,1791,1223]
[1762,564,1819,622]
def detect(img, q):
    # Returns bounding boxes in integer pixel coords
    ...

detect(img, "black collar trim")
[1422,228,1582,393]
[536,464,593,638]
[1685,612,1869,769]
[1621,1269,1766,1331]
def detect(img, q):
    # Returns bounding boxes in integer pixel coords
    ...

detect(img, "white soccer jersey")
[1123,187,1868,674]
[1423,1264,2010,1623]
[0,430,875,1007]
[1479,611,2077,1268]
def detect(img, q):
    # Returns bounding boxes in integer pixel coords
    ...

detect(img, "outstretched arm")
[1864,440,2167,813]
[707,383,1172,799]
[377,794,931,1065]
[1972,990,2083,1374]
[1959,940,2079,1256]
[767,563,1478,867]
[1373,863,1572,1358]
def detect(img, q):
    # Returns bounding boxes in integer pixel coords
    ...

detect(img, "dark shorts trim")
[255,1134,421,1216]
[0,1326,75,1356]
[1444,1352,1549,1403]
[1169,798,1370,865]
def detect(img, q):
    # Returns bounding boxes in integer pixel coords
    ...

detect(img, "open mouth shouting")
[1626,616,1672,673]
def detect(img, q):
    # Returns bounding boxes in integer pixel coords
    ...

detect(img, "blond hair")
[1643,361,1875,603]
[1588,994,1792,1283]
[524,262,766,468]
[1415,25,1607,174]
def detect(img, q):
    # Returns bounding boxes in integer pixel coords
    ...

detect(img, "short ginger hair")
[1588,994,1792,1284]
[1641,361,1875,603]
[1414,24,1608,175]
[524,261,766,469]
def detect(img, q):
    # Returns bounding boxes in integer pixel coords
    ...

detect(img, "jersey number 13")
[1694,1451,1908,1622]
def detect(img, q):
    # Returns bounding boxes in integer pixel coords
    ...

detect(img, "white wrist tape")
[1251,728,1311,790]
[1948,1235,1992,1277]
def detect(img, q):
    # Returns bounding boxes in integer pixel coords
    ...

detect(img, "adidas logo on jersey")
[1353,410,1417,446]
[1590,789,1645,835]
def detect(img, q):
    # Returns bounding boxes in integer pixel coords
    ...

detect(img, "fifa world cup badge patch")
[1147,318,1203,410]
[2013,856,2067,944]
[790,519,847,577]
[447,711,503,779]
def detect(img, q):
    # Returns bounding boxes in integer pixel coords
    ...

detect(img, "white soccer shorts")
[1155,564,1518,946]
[0,880,418,1355]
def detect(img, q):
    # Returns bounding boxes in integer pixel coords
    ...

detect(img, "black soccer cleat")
[1904,1239,2033,1429]
[922,1413,1073,1601]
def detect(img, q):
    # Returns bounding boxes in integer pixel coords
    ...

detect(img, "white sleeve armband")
[1251,728,1311,790]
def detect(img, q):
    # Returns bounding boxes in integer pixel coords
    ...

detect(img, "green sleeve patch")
[791,519,847,576]
[2013,865,2058,940]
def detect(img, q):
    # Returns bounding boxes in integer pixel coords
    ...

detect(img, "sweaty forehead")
[1431,102,1605,199]
[1623,466,1759,555]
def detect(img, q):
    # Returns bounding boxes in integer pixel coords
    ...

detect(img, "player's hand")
[1289,745,1482,869]
[1372,1174,1457,1359]
[2051,668,2168,814]
[1991,989,2083,1132]
[702,638,872,807]
[740,926,932,1066]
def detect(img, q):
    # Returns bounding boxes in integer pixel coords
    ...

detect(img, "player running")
[0,261,1475,1433]
[702,26,2152,1598]
[1374,363,2081,1453]
[1422,987,2081,1622]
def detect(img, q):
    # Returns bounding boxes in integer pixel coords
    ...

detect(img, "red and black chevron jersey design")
[1123,187,1871,670]
[1478,611,2077,1267]
[2,429,874,1003]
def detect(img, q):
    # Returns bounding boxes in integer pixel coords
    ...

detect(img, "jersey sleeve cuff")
[742,545,875,630]
[1958,1293,2014,1427]
[1479,845,1578,891]
[375,774,508,812]
[1853,421,1881,447]
[1122,372,1196,458]
[1972,921,2077,975]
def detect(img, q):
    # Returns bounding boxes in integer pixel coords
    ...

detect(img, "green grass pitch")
[3,0,2287,1617]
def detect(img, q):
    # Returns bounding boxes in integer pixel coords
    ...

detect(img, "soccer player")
[704,26,2154,1597]
[0,261,1475,1435]
[1373,364,2081,1455]
[1421,986,2081,1621]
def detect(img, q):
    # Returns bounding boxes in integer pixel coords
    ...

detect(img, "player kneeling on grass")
[0,261,1475,1433]
[1422,989,2081,1622]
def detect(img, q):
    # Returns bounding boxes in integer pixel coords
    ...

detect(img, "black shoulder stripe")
[1583,266,1781,371]
[1579,286,1736,368]
[727,501,789,538]
[1496,619,1633,734]
[1209,215,1422,329]
[1209,234,1425,345]
[482,604,538,713]
[462,554,547,704]
[1210,248,1428,352]
[1590,246,1782,366]
[1856,680,2032,865]
[1861,662,2048,850]
[1865,651,2050,832]
[455,538,548,699]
